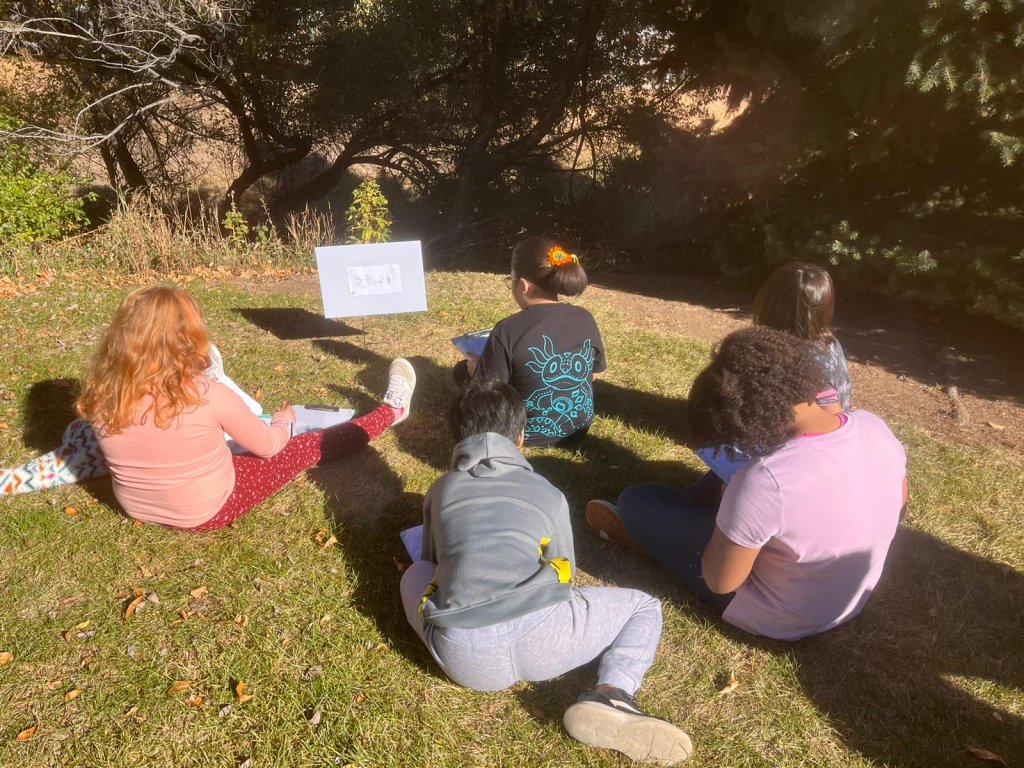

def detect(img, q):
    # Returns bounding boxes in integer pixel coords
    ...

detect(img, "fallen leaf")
[58,594,85,607]
[132,519,143,527]
[64,506,79,516]
[374,643,389,652]
[80,654,94,668]
[185,693,204,708]
[321,535,338,549]
[166,680,192,696]
[63,688,80,703]
[239,759,254,768]
[303,665,322,680]
[274,363,285,372]
[235,680,254,704]
[234,614,249,629]
[986,421,1006,431]
[0,651,13,666]
[125,594,146,618]
[716,672,739,696]
[966,746,1007,764]
[74,620,91,631]
[218,704,232,717]
[314,529,328,545]
[62,631,73,642]
[125,706,138,716]
[318,614,332,628]
[307,709,323,726]
[15,720,38,741]
[354,692,366,706]
[253,387,264,402]
[189,586,208,599]
[42,680,63,691]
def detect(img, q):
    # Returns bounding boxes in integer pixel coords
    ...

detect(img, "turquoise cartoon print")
[523,335,595,440]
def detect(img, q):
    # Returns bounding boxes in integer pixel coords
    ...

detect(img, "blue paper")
[451,328,491,358]
[400,524,424,561]
[695,446,750,483]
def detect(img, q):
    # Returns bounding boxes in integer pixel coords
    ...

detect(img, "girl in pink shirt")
[76,286,416,531]
[587,328,907,640]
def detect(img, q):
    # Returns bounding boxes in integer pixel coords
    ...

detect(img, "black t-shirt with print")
[474,302,606,446]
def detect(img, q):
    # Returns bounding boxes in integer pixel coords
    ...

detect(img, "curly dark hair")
[687,327,825,455]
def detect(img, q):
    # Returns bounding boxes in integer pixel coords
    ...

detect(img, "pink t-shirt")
[717,409,906,640]
[98,379,291,528]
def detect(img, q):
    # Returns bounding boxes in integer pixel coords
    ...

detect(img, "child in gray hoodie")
[400,379,692,766]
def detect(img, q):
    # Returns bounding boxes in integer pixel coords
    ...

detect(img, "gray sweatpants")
[400,560,663,694]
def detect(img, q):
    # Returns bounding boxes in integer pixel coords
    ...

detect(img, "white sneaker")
[383,358,416,423]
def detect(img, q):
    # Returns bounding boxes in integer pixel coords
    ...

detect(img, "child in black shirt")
[458,236,606,446]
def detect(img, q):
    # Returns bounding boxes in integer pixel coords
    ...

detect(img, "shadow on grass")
[234,307,361,340]
[787,527,1024,768]
[593,379,688,443]
[315,340,457,473]
[22,379,81,452]
[311,453,441,677]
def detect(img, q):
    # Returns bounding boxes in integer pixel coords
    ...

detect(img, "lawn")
[1,272,1021,767]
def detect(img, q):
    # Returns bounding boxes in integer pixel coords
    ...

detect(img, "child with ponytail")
[460,236,606,446]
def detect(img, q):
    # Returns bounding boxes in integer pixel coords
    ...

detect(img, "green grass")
[1,272,1022,767]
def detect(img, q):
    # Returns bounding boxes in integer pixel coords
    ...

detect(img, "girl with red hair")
[77,285,415,531]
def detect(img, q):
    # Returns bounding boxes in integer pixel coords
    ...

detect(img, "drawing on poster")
[348,264,402,296]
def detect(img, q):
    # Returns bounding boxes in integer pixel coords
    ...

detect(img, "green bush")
[0,116,89,243]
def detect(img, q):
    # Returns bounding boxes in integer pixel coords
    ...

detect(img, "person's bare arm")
[701,525,761,594]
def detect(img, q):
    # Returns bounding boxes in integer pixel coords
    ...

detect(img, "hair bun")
[547,246,579,268]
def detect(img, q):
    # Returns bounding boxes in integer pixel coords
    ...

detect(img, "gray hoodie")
[419,432,576,629]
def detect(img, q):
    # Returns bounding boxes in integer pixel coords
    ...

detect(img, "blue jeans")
[616,473,735,611]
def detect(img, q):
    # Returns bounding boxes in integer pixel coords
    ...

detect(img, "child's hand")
[274,401,296,424]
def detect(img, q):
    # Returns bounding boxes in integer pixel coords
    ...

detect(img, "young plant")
[345,178,392,244]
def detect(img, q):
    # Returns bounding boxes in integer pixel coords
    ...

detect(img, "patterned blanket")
[1,418,108,495]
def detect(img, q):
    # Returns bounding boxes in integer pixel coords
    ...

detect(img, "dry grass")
[0,198,332,281]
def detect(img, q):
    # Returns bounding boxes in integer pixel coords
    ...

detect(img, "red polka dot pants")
[185,404,397,532]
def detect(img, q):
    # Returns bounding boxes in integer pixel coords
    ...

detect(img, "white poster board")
[314,241,427,318]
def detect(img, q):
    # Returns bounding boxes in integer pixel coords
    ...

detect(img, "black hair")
[511,235,588,298]
[448,378,528,444]
[752,261,836,344]
[687,327,825,456]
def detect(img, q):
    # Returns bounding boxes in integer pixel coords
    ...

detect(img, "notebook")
[451,328,492,358]
[400,524,424,561]
[695,446,750,483]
